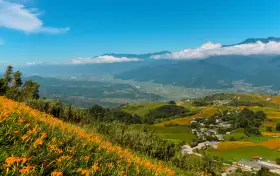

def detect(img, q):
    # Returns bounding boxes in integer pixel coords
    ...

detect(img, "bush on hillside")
[276,123,280,131]
[145,105,189,124]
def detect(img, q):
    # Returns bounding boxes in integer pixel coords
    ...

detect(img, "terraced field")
[154,107,218,127]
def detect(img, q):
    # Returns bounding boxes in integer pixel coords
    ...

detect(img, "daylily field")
[0,97,174,175]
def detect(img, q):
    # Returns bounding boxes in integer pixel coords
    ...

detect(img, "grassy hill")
[0,96,175,175]
[120,93,280,164]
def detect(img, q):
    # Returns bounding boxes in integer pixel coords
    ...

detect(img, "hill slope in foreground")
[0,97,174,176]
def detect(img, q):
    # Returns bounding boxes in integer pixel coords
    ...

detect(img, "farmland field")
[209,146,280,162]
[131,124,195,144]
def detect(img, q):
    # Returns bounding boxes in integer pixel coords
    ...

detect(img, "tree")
[266,126,273,132]
[5,86,21,101]
[0,78,7,95]
[88,104,106,119]
[276,158,280,165]
[256,167,278,176]
[21,80,40,101]
[202,155,224,176]
[12,71,23,87]
[3,65,13,85]
[276,123,280,131]
[168,101,176,105]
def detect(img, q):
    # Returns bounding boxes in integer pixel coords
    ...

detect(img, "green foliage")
[190,122,201,129]
[95,122,178,161]
[21,80,40,101]
[0,66,40,102]
[229,101,264,107]
[266,126,273,132]
[145,105,189,124]
[3,65,13,85]
[192,100,209,107]
[88,104,107,120]
[276,123,280,131]
[5,86,21,100]
[104,110,142,124]
[12,71,23,87]
[168,101,176,105]
[219,108,267,135]
[202,155,224,176]
[256,167,279,176]
[0,78,7,95]
[276,158,280,165]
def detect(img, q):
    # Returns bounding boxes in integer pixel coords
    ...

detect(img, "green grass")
[121,102,167,117]
[225,128,273,142]
[208,146,280,162]
[131,124,195,144]
[224,128,246,141]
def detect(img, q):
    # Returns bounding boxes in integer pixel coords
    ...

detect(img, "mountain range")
[18,37,280,90]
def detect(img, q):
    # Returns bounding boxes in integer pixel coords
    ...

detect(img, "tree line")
[0,65,39,101]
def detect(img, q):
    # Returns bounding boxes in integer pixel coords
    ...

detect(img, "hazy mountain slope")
[18,51,170,77]
[115,60,242,89]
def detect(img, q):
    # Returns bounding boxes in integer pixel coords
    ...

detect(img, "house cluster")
[190,116,232,141]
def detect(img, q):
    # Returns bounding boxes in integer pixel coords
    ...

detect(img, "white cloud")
[35,27,70,34]
[71,55,143,64]
[25,62,42,66]
[0,0,69,34]
[151,41,280,60]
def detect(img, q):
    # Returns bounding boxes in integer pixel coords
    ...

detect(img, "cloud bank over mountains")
[151,41,280,60]
[0,0,69,34]
[24,40,280,66]
[71,55,143,64]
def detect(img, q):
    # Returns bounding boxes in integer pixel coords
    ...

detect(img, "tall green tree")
[21,80,40,101]
[3,65,13,85]
[0,78,7,95]
[12,71,23,87]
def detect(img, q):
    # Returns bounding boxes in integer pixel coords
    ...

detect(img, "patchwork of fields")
[122,94,280,163]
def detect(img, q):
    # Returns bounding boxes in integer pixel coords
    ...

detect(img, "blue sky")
[1,0,280,65]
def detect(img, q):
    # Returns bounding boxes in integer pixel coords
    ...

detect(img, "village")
[181,111,280,175]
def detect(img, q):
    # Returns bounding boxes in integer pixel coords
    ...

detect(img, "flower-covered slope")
[0,97,174,176]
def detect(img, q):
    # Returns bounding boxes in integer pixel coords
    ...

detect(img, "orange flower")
[56,158,62,163]
[21,135,29,141]
[21,157,29,164]
[108,162,113,168]
[51,171,63,176]
[81,169,89,176]
[18,118,24,124]
[52,137,57,142]
[41,132,47,139]
[92,162,99,172]
[49,145,56,150]
[19,166,34,174]
[13,130,20,134]
[5,157,21,166]
[56,149,63,154]
[34,139,44,146]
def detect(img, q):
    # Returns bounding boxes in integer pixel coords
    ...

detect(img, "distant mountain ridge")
[17,37,280,90]
[223,37,280,47]
[101,51,171,59]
